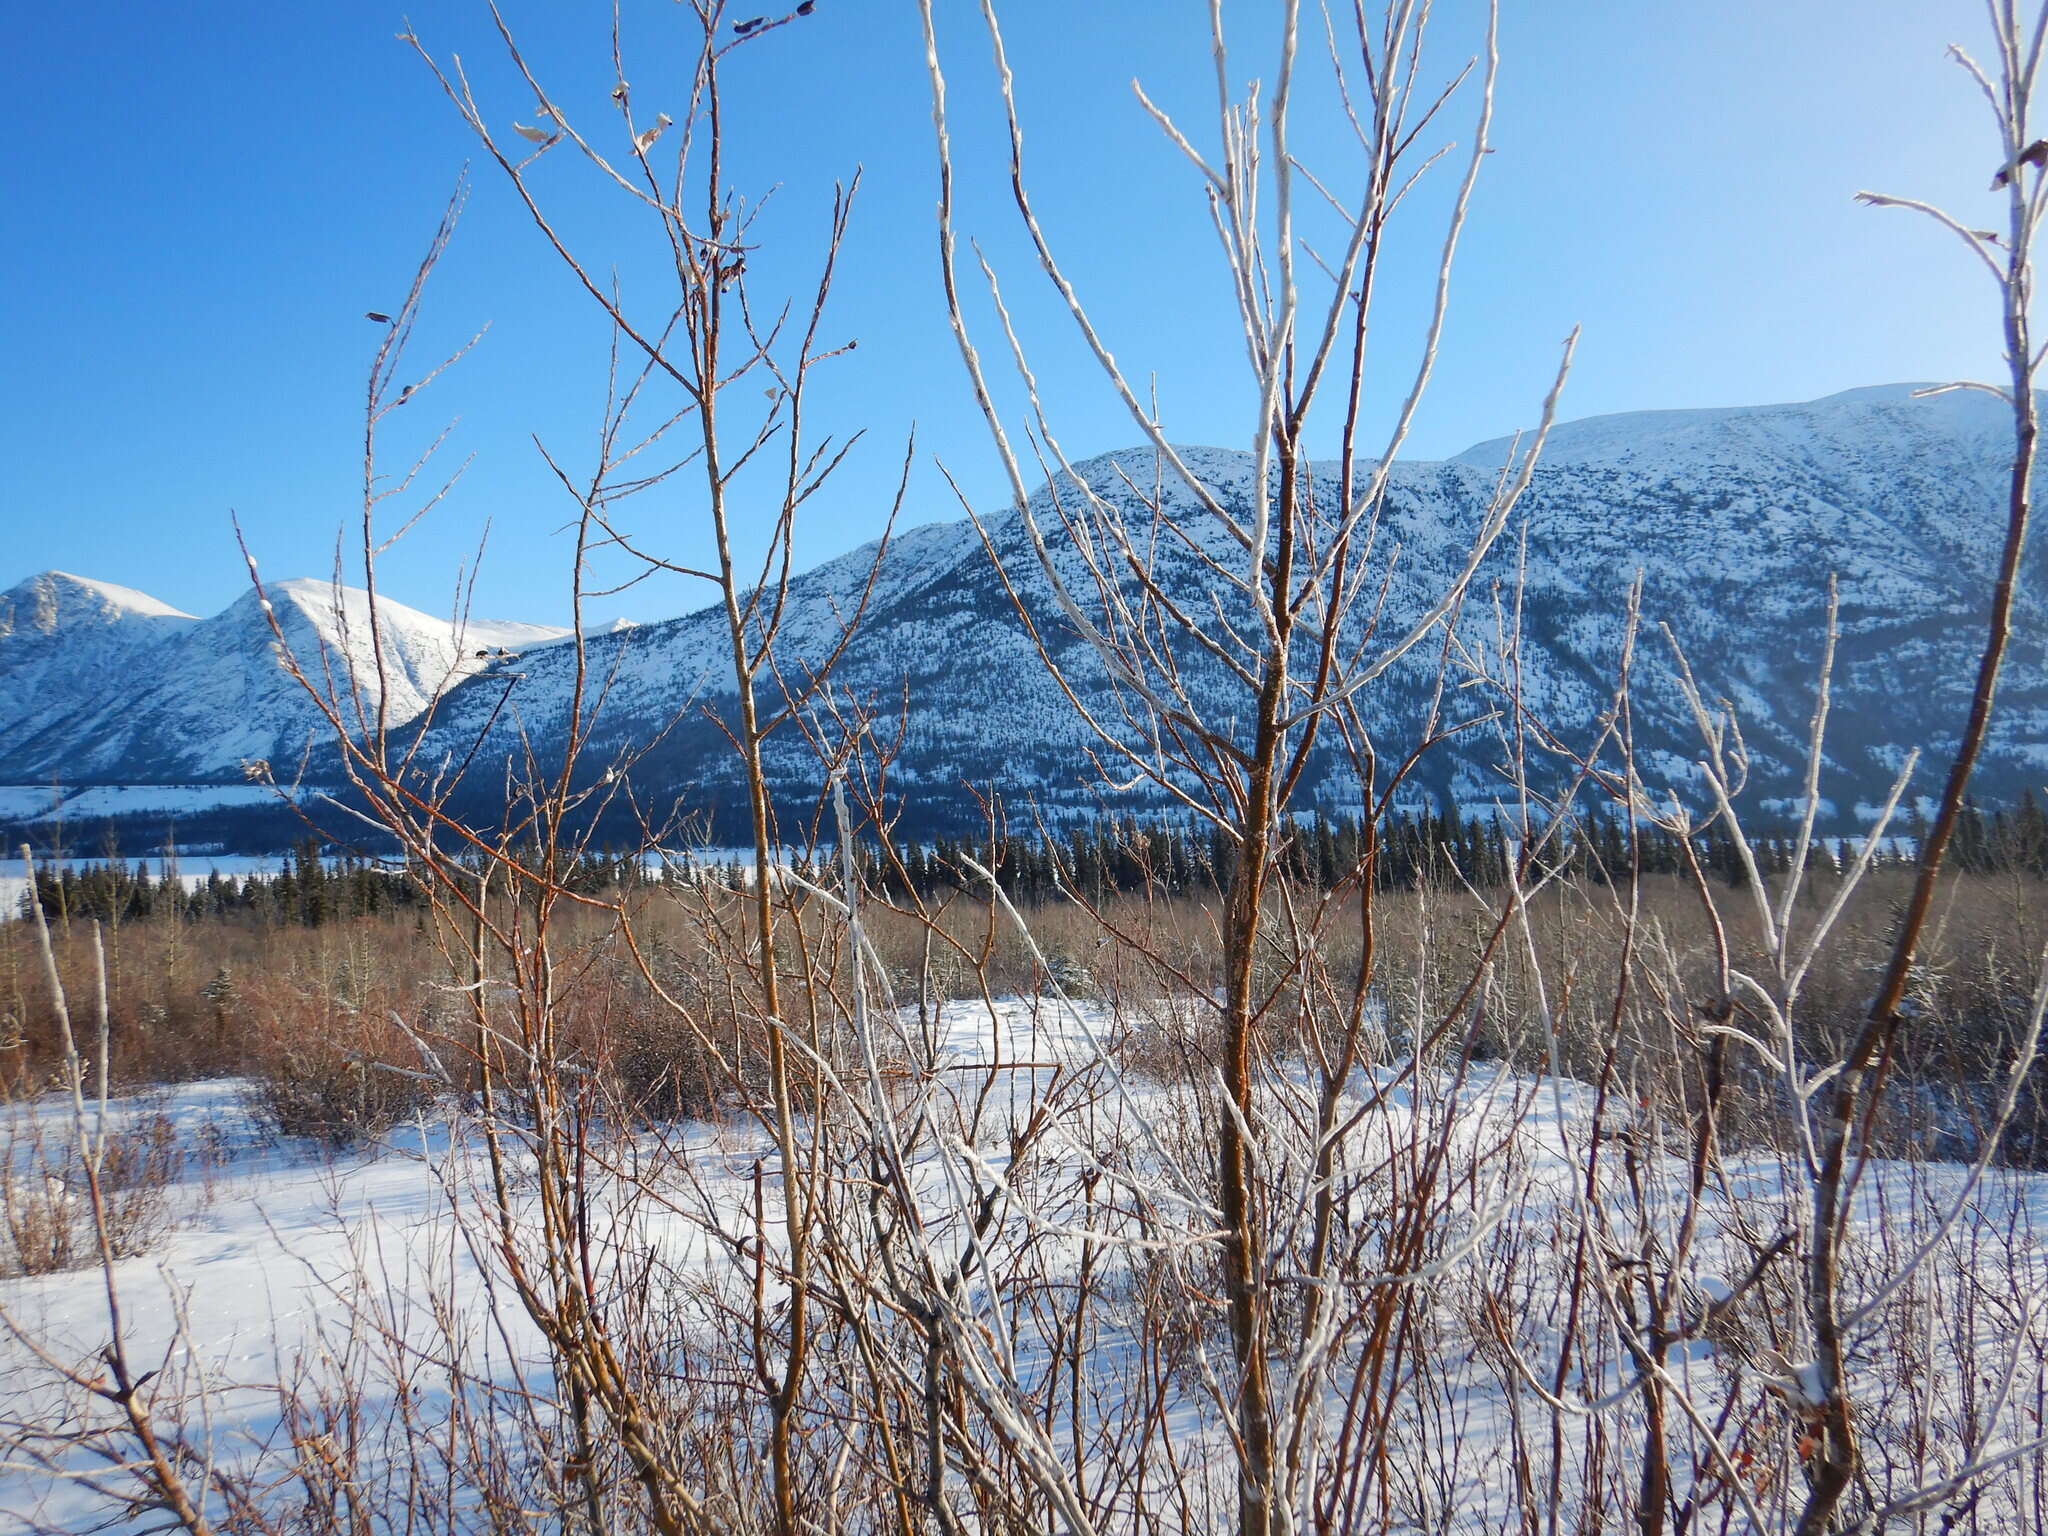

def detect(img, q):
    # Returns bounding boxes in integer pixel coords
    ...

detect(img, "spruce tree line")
[854,801,1972,904]
[22,796,2047,929]
[22,839,428,927]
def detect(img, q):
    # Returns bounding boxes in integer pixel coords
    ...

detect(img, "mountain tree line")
[26,795,2048,929]
[20,840,427,927]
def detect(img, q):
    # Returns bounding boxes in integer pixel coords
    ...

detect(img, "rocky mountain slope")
[397,384,2048,835]
[4,384,2041,841]
[0,572,199,734]
[0,576,565,786]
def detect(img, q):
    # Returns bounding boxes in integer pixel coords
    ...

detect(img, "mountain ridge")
[0,575,568,785]
[4,383,2042,841]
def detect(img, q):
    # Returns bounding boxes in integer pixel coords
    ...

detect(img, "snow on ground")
[0,781,316,825]
[29,784,306,819]
[0,789,68,821]
[3,997,2045,1531]
[0,997,1138,1529]
[0,1085,538,1533]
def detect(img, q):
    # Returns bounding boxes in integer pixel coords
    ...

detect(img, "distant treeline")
[20,842,431,928]
[857,797,2039,906]
[20,795,2048,928]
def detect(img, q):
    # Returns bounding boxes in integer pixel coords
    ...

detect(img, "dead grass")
[6,865,2046,1160]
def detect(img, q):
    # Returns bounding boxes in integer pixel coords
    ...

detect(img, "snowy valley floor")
[5,996,2048,1533]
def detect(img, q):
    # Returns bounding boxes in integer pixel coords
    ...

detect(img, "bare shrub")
[0,1115,77,1276]
[238,988,438,1148]
[586,972,738,1124]
[2,1095,181,1277]
[89,1110,181,1259]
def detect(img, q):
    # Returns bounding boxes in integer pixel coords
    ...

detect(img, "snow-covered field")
[0,784,311,821]
[30,784,303,819]
[0,789,69,821]
[4,996,2045,1533]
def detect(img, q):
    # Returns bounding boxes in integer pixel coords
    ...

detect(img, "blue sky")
[0,1,2006,626]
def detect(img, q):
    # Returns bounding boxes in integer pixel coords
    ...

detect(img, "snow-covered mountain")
[0,577,566,784]
[386,383,2048,834]
[5,384,2042,840]
[0,572,199,733]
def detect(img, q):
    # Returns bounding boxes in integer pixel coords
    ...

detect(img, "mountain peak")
[3,570,196,628]
[1,383,2036,823]
[1447,380,2006,472]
